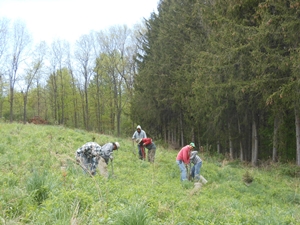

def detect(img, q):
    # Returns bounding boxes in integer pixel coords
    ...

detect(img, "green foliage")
[26,170,50,205]
[278,164,300,178]
[0,123,300,224]
[111,202,151,225]
[243,170,254,184]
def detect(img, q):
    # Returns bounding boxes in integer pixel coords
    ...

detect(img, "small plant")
[242,171,254,185]
[26,170,49,205]
[181,180,194,189]
[112,202,150,225]
[279,164,300,178]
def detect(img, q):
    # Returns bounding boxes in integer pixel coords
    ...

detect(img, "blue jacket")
[132,130,147,140]
[100,142,115,163]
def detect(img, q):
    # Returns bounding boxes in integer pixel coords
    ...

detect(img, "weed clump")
[112,202,150,225]
[243,171,254,185]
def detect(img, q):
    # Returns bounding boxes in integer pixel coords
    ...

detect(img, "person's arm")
[75,147,82,161]
[76,144,86,156]
[182,147,190,164]
[132,131,137,140]
[101,143,114,159]
[76,148,82,156]
[144,131,147,138]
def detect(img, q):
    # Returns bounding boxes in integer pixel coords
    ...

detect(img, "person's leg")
[79,156,91,175]
[191,165,195,179]
[148,148,156,163]
[176,160,187,181]
[98,157,108,178]
[147,149,151,162]
[138,145,143,160]
[141,146,146,160]
[90,157,99,176]
[194,161,202,181]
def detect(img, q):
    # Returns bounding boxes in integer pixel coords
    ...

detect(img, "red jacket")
[140,138,156,150]
[176,145,192,164]
[141,138,152,146]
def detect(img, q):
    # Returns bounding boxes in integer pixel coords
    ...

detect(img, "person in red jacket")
[176,142,195,181]
[136,138,156,163]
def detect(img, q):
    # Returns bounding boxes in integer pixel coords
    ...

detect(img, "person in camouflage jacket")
[75,141,120,177]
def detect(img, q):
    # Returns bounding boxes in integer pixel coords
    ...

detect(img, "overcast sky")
[0,0,159,44]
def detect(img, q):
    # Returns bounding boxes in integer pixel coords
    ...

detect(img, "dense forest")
[1,0,300,165]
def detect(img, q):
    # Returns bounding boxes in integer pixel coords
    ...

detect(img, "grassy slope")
[0,123,300,225]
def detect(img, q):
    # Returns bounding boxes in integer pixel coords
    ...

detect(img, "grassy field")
[0,122,300,225]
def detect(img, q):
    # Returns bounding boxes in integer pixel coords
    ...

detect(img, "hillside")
[0,123,300,224]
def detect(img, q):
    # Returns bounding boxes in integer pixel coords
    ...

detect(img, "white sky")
[0,0,159,44]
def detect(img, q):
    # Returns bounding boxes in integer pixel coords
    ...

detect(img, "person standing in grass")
[176,142,195,181]
[75,141,120,177]
[136,138,156,163]
[190,150,202,181]
[132,125,147,160]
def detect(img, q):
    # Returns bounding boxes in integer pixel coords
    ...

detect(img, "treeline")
[132,0,300,165]
[0,18,143,136]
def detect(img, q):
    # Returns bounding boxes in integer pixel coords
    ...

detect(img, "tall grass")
[0,122,300,224]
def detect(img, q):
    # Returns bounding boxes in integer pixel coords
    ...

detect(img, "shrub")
[111,202,151,225]
[243,171,254,184]
[26,170,50,205]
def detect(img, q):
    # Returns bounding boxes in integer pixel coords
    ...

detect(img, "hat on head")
[190,142,196,148]
[136,138,142,144]
[114,142,120,149]
[137,125,141,129]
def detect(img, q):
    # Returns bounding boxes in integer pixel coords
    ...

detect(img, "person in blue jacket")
[189,150,202,181]
[132,125,147,159]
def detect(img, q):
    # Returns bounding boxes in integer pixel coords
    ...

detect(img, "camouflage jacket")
[76,142,101,159]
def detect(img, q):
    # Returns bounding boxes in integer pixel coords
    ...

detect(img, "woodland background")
[1,0,300,165]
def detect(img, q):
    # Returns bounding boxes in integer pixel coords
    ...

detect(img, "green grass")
[0,122,300,224]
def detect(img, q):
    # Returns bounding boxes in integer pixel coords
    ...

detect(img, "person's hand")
[110,155,113,161]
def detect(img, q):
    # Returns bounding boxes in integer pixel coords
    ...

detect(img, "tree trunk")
[180,111,184,146]
[251,119,258,166]
[164,123,167,144]
[295,107,300,166]
[37,80,41,117]
[272,115,279,162]
[197,124,201,150]
[59,71,65,125]
[238,118,244,161]
[0,74,3,118]
[84,77,89,130]
[217,140,221,154]
[228,122,233,159]
[191,126,195,143]
[23,93,27,124]
[9,86,14,123]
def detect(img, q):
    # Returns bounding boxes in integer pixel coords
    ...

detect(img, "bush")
[111,202,151,225]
